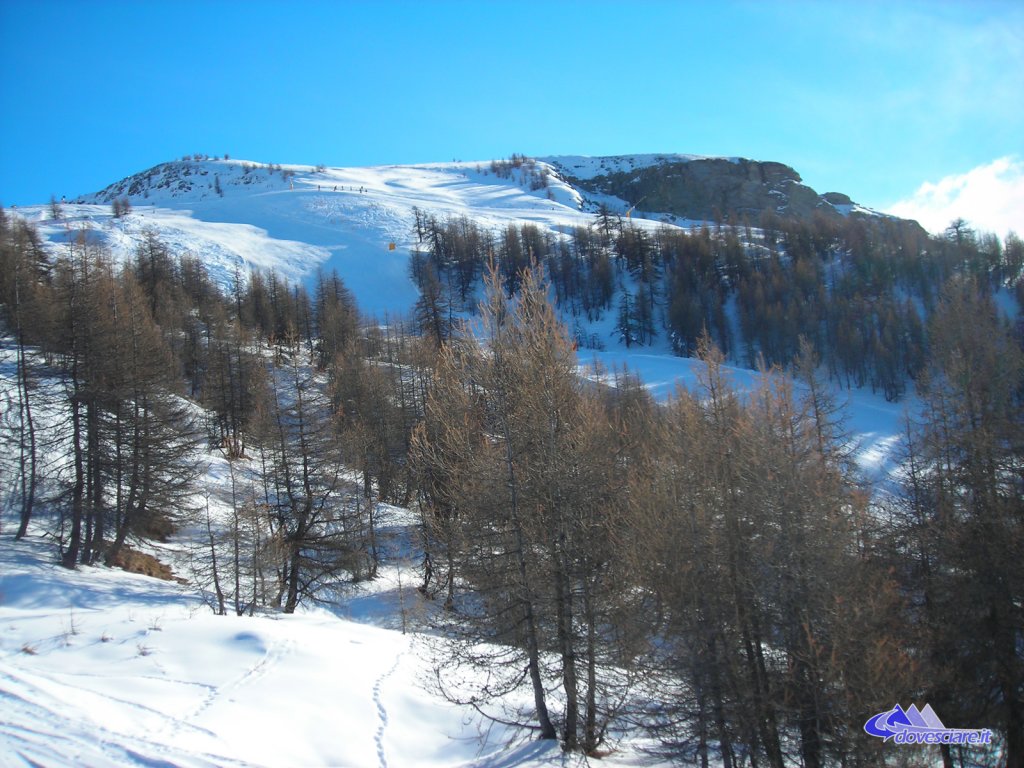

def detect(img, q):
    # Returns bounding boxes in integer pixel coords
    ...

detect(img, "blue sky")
[1,1,1021,233]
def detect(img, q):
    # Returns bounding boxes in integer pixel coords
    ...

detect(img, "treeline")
[412,265,1023,766]
[409,206,1023,401]
[0,210,430,613]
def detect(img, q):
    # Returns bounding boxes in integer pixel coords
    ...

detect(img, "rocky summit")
[547,154,897,227]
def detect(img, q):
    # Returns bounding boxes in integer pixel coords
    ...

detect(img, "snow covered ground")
[1,511,667,768]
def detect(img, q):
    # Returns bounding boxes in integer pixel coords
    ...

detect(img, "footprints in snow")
[167,636,292,736]
[373,652,403,768]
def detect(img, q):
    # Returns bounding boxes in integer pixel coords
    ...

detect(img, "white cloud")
[887,156,1024,238]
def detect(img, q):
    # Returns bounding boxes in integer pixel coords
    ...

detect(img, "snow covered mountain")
[10,153,905,318]
[15,156,589,317]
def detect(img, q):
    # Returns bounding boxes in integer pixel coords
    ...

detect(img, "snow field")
[0,532,580,768]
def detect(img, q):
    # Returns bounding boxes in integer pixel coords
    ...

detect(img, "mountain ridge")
[75,152,912,231]
[12,152,930,326]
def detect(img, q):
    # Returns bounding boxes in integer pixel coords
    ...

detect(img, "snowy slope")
[576,348,908,485]
[0,532,590,768]
[13,157,601,318]
[11,154,896,321]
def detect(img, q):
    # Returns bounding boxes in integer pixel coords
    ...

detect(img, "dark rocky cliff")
[548,155,898,228]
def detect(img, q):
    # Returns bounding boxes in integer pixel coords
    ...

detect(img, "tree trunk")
[206,501,226,615]
[14,328,37,539]
[284,544,301,613]
[86,399,103,563]
[582,579,600,755]
[62,394,84,569]
[553,556,578,751]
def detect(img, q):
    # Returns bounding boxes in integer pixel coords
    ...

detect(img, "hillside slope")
[0,520,600,768]
[9,154,922,319]
[49,156,599,316]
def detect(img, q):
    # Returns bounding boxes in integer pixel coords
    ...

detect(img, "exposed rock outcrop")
[548,155,874,225]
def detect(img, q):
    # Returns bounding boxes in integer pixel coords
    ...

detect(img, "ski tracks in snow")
[0,664,251,768]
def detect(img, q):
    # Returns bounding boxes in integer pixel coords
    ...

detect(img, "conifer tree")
[413,263,641,752]
[890,279,1024,767]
